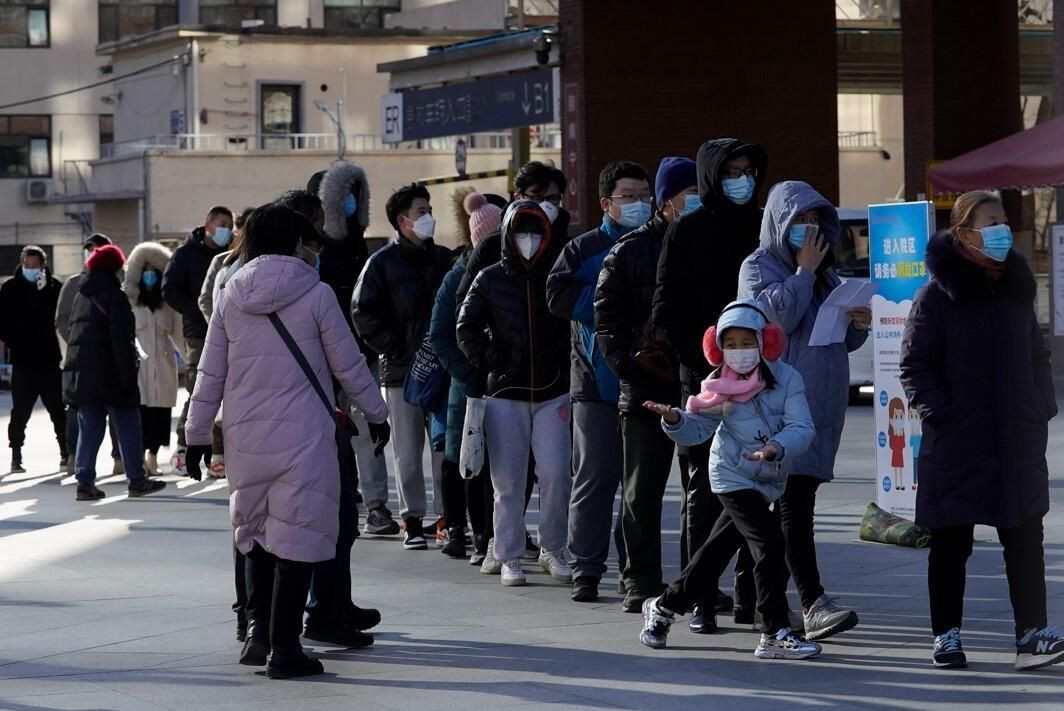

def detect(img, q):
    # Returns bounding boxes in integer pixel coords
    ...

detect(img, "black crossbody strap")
[267,312,334,419]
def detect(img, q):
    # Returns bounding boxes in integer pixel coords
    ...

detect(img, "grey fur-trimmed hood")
[320,160,370,239]
[123,241,172,304]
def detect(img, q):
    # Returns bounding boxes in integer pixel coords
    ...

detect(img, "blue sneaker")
[932,627,967,669]
[640,596,674,650]
[1015,625,1064,671]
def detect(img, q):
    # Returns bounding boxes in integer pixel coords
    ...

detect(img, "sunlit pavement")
[1,390,1063,711]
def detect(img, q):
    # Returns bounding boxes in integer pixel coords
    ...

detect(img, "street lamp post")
[314,98,346,160]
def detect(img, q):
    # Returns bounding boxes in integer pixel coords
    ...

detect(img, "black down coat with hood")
[163,226,223,341]
[457,201,570,403]
[652,138,767,393]
[900,232,1055,530]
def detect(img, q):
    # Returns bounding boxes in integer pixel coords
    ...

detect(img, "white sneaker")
[755,628,822,660]
[538,548,573,583]
[480,537,502,575]
[501,559,526,587]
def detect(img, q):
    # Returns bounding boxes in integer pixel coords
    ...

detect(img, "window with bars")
[0,115,51,178]
[324,0,400,30]
[98,1,177,44]
[0,1,49,48]
[199,0,276,26]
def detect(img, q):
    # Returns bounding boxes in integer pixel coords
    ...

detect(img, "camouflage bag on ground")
[858,502,931,548]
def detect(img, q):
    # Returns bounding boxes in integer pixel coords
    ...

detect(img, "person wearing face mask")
[546,160,652,599]
[738,180,866,642]
[901,190,1064,672]
[200,207,254,324]
[593,157,695,610]
[457,201,572,587]
[639,300,819,660]
[164,205,234,475]
[653,138,768,627]
[352,183,451,551]
[0,245,66,473]
[122,242,183,477]
[56,233,123,476]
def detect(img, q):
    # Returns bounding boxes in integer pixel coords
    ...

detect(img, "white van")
[835,207,874,400]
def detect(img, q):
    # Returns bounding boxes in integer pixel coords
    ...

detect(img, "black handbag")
[268,312,358,454]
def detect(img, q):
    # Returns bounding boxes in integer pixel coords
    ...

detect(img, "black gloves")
[185,445,212,481]
[368,421,391,457]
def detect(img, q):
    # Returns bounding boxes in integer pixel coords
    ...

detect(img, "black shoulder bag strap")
[267,312,334,420]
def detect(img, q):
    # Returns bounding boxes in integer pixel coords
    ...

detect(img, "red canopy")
[928,114,1064,194]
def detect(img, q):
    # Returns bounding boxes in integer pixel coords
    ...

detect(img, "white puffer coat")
[124,242,183,408]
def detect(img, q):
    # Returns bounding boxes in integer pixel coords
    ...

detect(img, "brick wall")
[559,0,839,232]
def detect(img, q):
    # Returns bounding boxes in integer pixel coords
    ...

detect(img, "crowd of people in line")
[2,137,1061,679]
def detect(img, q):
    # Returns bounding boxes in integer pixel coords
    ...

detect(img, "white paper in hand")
[808,280,878,347]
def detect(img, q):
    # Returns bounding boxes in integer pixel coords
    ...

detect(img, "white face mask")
[83,248,93,265]
[406,213,436,241]
[723,347,761,374]
[514,232,542,260]
[539,201,559,224]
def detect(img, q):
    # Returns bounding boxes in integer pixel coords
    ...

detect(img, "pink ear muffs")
[702,322,787,367]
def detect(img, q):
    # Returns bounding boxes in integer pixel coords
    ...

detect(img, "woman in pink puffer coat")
[186,204,388,679]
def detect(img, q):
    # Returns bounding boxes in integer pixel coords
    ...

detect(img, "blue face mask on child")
[976,223,1012,262]
[343,193,358,218]
[141,270,159,288]
[788,223,815,251]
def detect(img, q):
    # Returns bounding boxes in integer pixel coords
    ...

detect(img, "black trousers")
[441,458,468,531]
[9,365,65,451]
[779,474,825,610]
[620,411,675,594]
[929,515,1047,640]
[466,461,494,553]
[233,543,247,618]
[245,544,313,648]
[139,406,171,453]
[661,489,790,634]
[306,463,359,626]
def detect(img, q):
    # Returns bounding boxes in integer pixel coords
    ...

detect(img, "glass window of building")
[199,0,276,26]
[0,1,49,48]
[98,1,178,44]
[0,115,51,177]
[324,0,400,30]
[99,114,114,148]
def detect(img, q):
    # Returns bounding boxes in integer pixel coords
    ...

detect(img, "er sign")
[381,68,558,143]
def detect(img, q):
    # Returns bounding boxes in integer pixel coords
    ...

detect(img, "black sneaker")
[623,590,651,614]
[932,627,967,669]
[363,505,401,536]
[11,447,25,474]
[571,576,599,603]
[303,622,374,649]
[266,645,324,679]
[441,527,467,559]
[403,518,427,550]
[1015,625,1064,671]
[523,530,540,561]
[76,485,106,501]
[346,604,381,632]
[128,479,166,497]
[689,604,718,634]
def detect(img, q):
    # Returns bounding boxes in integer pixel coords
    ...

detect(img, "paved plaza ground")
[1,392,1062,710]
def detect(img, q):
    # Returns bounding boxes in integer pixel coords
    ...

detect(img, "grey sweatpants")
[349,361,390,511]
[384,387,444,522]
[485,394,572,563]
[567,399,624,580]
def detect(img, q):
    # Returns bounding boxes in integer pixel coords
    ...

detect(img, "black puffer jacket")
[0,266,63,367]
[163,227,223,341]
[652,138,767,394]
[351,234,451,387]
[457,201,570,402]
[595,214,680,413]
[900,232,1055,530]
[62,271,140,408]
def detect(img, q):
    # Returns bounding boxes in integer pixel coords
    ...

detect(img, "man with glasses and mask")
[547,161,652,603]
[652,139,768,632]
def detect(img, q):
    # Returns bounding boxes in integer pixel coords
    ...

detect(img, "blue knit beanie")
[655,157,697,207]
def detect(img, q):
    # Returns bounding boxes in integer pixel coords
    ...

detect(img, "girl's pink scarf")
[685,366,765,413]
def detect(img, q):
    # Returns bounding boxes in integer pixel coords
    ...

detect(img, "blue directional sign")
[381,68,557,143]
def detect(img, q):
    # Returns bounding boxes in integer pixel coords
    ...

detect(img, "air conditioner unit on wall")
[25,178,53,204]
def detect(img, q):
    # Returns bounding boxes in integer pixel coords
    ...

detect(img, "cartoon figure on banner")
[888,397,907,490]
[908,407,922,490]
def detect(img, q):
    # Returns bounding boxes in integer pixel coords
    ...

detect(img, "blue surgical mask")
[343,193,358,218]
[976,223,1012,262]
[141,270,159,288]
[680,193,701,217]
[21,267,41,284]
[722,176,755,205]
[212,226,232,249]
[617,200,651,229]
[788,223,814,251]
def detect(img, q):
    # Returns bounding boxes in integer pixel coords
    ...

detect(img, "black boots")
[266,646,324,679]
[239,620,269,666]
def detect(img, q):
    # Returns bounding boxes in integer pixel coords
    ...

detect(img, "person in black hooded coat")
[900,190,1062,671]
[651,138,767,623]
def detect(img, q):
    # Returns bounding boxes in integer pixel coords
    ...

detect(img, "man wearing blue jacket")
[547,161,652,602]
